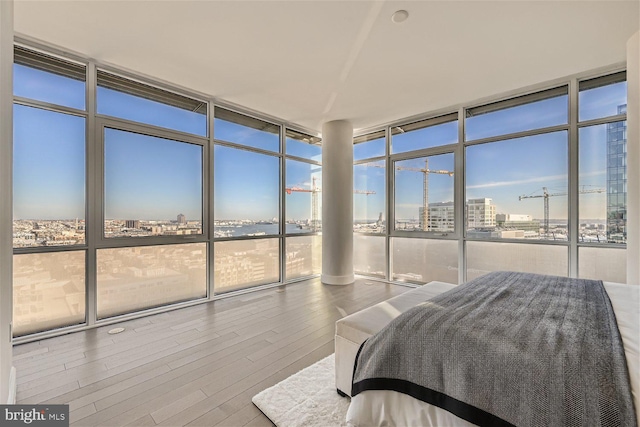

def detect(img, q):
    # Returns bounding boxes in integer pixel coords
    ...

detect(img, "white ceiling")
[13,0,640,134]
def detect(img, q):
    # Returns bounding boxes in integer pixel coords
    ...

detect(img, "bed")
[344,272,639,427]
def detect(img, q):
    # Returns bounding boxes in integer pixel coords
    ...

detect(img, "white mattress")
[346,281,640,427]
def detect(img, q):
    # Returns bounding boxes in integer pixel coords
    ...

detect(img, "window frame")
[576,71,628,253]
[96,67,209,138]
[353,128,390,278]
[390,113,458,154]
[390,147,458,239]
[285,128,323,162]
[212,141,282,240]
[283,152,323,235]
[353,70,625,285]
[12,104,88,252]
[12,40,325,343]
[96,118,209,247]
[213,106,281,152]
[12,37,627,342]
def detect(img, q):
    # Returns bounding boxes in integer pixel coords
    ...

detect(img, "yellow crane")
[519,186,604,236]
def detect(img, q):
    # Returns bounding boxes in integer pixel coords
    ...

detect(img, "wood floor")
[12,278,408,426]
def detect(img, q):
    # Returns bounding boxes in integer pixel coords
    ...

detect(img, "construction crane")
[285,176,321,231]
[395,159,454,231]
[364,160,454,231]
[519,186,604,236]
[285,176,375,231]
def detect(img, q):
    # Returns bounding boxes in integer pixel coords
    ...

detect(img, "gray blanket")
[352,271,637,427]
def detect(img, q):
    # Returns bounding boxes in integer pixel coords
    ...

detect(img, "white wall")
[0,0,14,404]
[628,31,639,286]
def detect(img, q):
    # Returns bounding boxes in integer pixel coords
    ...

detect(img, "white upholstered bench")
[334,281,457,396]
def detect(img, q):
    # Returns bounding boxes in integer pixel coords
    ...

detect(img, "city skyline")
[13,59,627,235]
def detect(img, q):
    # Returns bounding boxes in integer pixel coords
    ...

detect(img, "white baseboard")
[7,366,15,404]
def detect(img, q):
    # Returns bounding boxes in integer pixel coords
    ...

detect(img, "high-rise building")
[466,198,496,229]
[606,104,627,243]
[420,202,455,232]
[125,220,140,229]
[177,213,186,224]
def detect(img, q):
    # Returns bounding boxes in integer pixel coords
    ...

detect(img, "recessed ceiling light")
[391,10,409,24]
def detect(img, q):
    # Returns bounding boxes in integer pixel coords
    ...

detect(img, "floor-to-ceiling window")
[390,114,459,284]
[12,44,322,340]
[213,108,281,292]
[577,72,627,283]
[13,47,88,336]
[284,129,322,281]
[13,41,626,339]
[464,87,570,280]
[95,70,209,320]
[354,70,627,285]
[353,130,386,278]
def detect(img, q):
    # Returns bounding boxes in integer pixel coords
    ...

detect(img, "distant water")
[215,223,313,236]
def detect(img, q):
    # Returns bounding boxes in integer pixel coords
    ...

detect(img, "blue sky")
[362,85,625,223]
[13,62,627,224]
[466,95,568,141]
[393,120,458,154]
[214,119,279,152]
[466,132,569,220]
[98,87,207,137]
[354,161,385,221]
[14,104,85,220]
[354,137,385,161]
[14,64,85,110]
[104,129,203,220]
[214,144,279,220]
[286,160,322,221]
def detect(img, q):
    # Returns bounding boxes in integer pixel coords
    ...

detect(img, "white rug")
[252,354,350,427]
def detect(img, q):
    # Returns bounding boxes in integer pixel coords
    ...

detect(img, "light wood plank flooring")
[13,278,408,426]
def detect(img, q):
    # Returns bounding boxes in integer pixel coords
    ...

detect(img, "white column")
[321,120,354,285]
[627,31,639,286]
[0,0,14,404]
